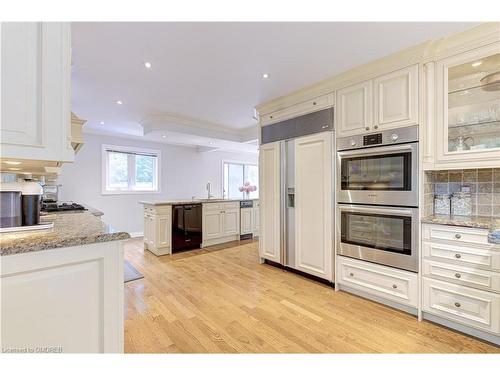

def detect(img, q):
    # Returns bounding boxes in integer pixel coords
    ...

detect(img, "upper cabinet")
[336,65,419,137]
[0,22,73,163]
[260,93,334,127]
[431,42,500,169]
[337,81,372,136]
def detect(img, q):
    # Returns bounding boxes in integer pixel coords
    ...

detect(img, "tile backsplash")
[423,168,500,218]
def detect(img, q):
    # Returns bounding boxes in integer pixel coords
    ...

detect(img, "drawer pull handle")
[455,302,461,308]
[455,234,461,239]
[455,253,462,259]
[392,284,398,289]
[349,272,354,277]
[455,273,462,279]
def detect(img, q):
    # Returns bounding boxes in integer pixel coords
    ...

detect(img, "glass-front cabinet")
[434,42,500,168]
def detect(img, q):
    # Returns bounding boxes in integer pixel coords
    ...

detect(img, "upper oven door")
[337,142,418,207]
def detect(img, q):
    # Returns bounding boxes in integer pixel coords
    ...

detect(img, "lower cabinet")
[337,256,418,308]
[143,205,172,256]
[252,201,259,236]
[421,223,500,340]
[202,202,240,247]
[1,241,124,353]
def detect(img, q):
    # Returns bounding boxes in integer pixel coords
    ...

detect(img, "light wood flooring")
[124,238,500,353]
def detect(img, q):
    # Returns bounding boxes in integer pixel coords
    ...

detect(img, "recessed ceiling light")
[144,62,152,69]
[99,121,105,125]
[209,141,215,145]
[472,61,482,67]
[116,100,123,105]
[8,168,21,171]
[161,134,167,139]
[262,73,269,79]
[3,161,21,165]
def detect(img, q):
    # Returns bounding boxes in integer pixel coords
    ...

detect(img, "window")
[223,161,258,199]
[102,145,160,194]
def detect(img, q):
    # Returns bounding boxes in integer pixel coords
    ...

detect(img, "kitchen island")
[140,198,259,255]
[0,212,129,353]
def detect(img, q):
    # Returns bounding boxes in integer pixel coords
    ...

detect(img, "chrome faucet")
[206,182,214,199]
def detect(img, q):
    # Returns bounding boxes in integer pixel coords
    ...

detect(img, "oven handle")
[338,204,414,217]
[337,143,416,158]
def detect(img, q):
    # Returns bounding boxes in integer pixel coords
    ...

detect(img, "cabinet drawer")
[223,202,239,210]
[422,224,490,247]
[423,259,500,292]
[260,94,334,126]
[422,277,500,334]
[337,256,418,307]
[422,241,500,272]
[203,203,223,212]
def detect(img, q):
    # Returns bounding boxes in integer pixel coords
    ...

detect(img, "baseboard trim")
[128,232,144,238]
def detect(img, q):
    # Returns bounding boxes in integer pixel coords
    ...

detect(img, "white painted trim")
[101,144,162,195]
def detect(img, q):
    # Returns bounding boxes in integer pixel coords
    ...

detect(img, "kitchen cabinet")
[0,22,73,163]
[337,256,418,308]
[431,42,500,169]
[336,65,419,137]
[240,207,253,235]
[259,142,281,263]
[422,223,500,343]
[252,200,260,236]
[1,241,124,353]
[201,202,240,247]
[143,205,171,256]
[260,93,334,127]
[337,81,373,136]
[294,132,333,280]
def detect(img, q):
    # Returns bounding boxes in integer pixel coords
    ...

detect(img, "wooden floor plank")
[124,238,500,353]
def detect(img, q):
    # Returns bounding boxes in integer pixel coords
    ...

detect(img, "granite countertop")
[140,198,258,206]
[421,214,500,245]
[0,212,130,256]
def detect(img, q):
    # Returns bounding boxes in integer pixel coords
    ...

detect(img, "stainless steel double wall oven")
[336,126,419,272]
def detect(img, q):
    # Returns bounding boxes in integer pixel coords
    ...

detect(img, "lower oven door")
[337,204,419,272]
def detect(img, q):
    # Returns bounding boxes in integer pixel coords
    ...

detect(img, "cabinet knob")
[455,253,462,259]
[312,101,317,105]
[270,115,273,119]
[391,134,399,141]
[455,233,462,239]
[349,272,354,277]
[455,302,461,308]
[374,125,379,130]
[455,273,462,279]
[365,127,370,131]
[392,284,398,289]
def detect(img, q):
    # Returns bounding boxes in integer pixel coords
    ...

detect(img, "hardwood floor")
[124,238,500,353]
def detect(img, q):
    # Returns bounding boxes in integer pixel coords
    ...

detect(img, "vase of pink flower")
[239,181,257,198]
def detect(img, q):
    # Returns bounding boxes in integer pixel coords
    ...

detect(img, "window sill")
[101,190,161,196]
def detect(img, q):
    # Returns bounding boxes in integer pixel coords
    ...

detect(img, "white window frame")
[101,144,161,195]
[221,159,259,199]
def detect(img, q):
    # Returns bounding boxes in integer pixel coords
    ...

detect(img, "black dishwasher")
[172,204,202,252]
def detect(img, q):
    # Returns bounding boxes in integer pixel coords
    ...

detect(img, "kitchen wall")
[58,133,258,234]
[423,168,500,217]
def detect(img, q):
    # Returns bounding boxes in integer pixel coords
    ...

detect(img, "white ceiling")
[71,22,478,151]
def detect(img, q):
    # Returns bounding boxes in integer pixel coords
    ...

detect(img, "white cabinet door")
[374,64,418,130]
[155,214,170,248]
[240,208,253,235]
[143,213,150,246]
[337,81,373,137]
[259,142,281,263]
[223,208,240,236]
[294,132,333,280]
[203,211,223,240]
[252,204,260,236]
[0,22,73,162]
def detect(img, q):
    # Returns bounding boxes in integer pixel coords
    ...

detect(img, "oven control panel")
[336,125,418,151]
[363,133,382,146]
